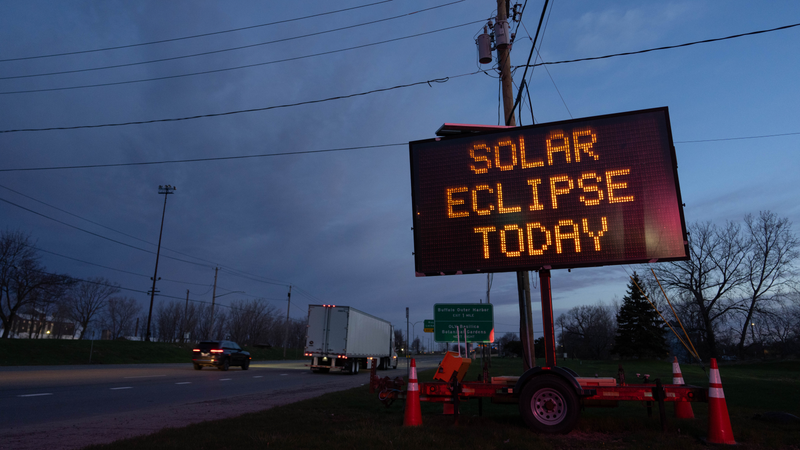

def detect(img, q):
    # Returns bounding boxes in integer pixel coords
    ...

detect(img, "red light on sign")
[409,108,688,276]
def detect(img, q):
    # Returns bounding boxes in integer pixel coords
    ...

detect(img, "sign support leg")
[539,269,557,367]
[516,270,535,370]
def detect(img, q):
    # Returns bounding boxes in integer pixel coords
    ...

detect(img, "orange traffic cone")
[403,358,422,426]
[672,357,694,419]
[707,358,736,445]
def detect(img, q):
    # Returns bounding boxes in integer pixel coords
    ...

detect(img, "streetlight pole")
[145,184,176,342]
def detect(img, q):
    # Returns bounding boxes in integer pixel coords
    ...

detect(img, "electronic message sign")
[409,108,688,276]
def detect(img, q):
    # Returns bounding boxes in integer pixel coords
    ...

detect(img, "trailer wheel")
[519,375,579,434]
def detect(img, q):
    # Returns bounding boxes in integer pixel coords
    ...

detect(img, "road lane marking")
[110,387,133,390]
[124,375,167,379]
[18,393,53,397]
[220,379,232,381]
[280,374,288,376]
[253,376,263,378]
[175,382,192,385]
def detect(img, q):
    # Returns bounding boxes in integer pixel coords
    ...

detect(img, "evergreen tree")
[611,273,669,359]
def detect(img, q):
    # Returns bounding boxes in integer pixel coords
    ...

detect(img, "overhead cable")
[0,76,456,133]
[0,143,407,171]
[0,1,466,81]
[0,0,394,63]
[0,195,212,268]
[0,20,483,96]
[517,22,800,69]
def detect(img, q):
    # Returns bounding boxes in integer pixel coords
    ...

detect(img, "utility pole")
[495,0,536,370]
[406,307,410,376]
[283,285,292,358]
[145,184,176,342]
[210,267,219,330]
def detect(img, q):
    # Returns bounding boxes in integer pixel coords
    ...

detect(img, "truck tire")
[378,357,387,370]
[519,374,579,434]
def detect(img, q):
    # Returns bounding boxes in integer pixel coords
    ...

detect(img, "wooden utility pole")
[496,0,536,370]
[210,267,219,329]
[497,0,516,128]
[283,285,292,358]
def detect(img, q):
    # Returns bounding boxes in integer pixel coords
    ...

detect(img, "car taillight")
[193,349,200,352]
[210,349,223,353]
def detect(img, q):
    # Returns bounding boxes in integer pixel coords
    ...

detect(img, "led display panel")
[409,107,689,276]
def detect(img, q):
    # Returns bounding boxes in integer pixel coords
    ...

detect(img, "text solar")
[409,108,689,276]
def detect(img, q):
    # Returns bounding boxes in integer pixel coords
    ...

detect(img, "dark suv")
[192,340,251,371]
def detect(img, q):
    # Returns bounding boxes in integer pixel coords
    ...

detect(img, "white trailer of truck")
[304,304,398,374]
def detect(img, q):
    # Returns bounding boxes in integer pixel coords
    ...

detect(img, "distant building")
[1,308,76,339]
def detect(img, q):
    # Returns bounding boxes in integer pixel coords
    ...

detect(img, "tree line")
[0,230,306,347]
[504,211,799,361]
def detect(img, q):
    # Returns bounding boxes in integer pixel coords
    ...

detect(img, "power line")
[0,1,394,63]
[31,244,213,287]
[0,143,406,172]
[0,195,211,269]
[0,74,458,133]
[2,128,798,175]
[1,1,466,81]
[0,20,484,96]
[0,183,312,299]
[517,22,800,69]
[674,131,800,144]
[1,21,793,135]
[26,244,308,316]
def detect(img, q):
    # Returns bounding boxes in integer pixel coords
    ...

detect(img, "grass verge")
[0,339,303,365]
[85,356,799,450]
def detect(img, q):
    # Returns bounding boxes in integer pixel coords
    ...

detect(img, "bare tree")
[227,299,278,347]
[733,212,799,357]
[66,278,120,339]
[394,329,405,353]
[756,295,800,356]
[154,300,182,342]
[556,303,616,359]
[102,296,141,339]
[1,231,72,338]
[652,221,749,358]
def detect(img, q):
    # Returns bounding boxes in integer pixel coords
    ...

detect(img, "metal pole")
[540,269,557,367]
[406,307,410,376]
[145,185,175,342]
[283,285,292,358]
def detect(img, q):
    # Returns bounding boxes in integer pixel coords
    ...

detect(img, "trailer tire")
[519,374,579,434]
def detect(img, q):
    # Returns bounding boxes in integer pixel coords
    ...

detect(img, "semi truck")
[304,304,398,374]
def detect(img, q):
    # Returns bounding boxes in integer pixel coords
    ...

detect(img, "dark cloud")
[2,0,799,340]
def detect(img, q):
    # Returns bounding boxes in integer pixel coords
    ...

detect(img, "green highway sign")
[423,319,434,333]
[433,303,494,343]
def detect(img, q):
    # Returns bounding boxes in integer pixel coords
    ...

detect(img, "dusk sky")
[2,0,798,344]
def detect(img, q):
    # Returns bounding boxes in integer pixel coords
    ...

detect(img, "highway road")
[1,356,441,450]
